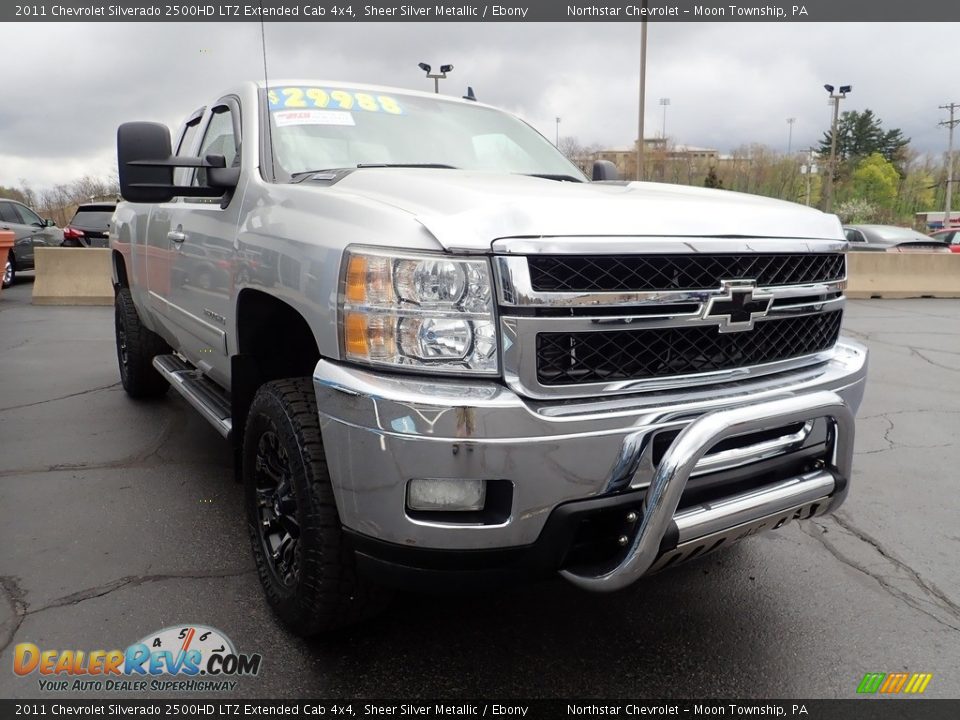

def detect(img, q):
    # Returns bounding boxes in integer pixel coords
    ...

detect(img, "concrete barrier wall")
[23,246,960,305]
[846,252,960,299]
[32,247,114,306]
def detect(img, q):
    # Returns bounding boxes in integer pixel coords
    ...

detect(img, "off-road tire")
[114,287,171,398]
[244,378,391,635]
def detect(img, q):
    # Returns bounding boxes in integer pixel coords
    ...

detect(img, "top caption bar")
[6,0,960,21]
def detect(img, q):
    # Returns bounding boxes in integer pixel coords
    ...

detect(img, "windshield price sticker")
[273,109,356,127]
[269,87,403,114]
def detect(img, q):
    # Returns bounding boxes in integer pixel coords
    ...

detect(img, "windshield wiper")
[290,164,458,182]
[522,173,585,183]
[355,163,457,169]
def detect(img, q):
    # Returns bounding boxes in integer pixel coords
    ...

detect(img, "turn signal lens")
[345,255,367,303]
[344,312,369,356]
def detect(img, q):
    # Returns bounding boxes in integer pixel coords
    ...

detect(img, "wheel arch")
[112,249,129,290]
[232,289,324,446]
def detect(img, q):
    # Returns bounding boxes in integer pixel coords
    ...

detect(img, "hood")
[322,169,844,252]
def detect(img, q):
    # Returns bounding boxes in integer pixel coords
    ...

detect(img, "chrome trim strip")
[492,237,849,256]
[690,420,814,477]
[560,390,854,591]
[495,255,847,308]
[672,470,835,543]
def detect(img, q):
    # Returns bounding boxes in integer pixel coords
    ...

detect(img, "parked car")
[929,228,960,253]
[62,202,116,248]
[0,198,63,288]
[843,224,950,252]
[111,80,867,635]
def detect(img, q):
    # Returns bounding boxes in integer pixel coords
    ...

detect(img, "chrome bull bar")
[561,391,855,592]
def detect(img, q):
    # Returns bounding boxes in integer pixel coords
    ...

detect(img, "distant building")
[916,211,960,231]
[593,139,719,181]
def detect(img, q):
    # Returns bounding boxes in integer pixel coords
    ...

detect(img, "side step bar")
[153,354,232,438]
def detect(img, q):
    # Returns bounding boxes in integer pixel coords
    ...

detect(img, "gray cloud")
[0,21,953,188]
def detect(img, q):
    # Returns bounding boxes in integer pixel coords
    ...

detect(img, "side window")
[14,203,42,226]
[193,107,238,189]
[0,202,21,224]
[844,229,864,243]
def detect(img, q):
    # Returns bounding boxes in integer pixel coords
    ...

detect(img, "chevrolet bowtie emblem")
[703,281,774,333]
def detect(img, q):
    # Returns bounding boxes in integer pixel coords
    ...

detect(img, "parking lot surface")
[1,276,958,699]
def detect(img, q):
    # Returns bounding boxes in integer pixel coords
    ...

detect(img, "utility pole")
[636,1,648,181]
[940,103,960,228]
[555,117,561,146]
[786,118,796,154]
[823,84,851,213]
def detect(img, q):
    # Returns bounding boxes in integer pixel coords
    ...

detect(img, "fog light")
[407,478,486,512]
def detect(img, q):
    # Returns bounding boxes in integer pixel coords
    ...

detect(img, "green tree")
[851,152,900,209]
[704,166,723,188]
[818,109,910,167]
[0,186,29,204]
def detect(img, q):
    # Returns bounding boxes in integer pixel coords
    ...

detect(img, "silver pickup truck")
[111,80,868,635]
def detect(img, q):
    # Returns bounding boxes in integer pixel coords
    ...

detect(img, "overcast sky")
[1,21,955,189]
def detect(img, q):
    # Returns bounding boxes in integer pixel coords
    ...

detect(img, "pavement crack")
[0,382,121,414]
[831,513,960,619]
[0,576,28,656]
[0,408,183,478]
[910,347,960,372]
[26,569,256,617]
[802,516,960,633]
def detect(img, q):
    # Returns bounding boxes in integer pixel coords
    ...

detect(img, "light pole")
[555,117,561,146]
[636,3,648,181]
[786,117,796,154]
[823,84,851,213]
[659,97,671,139]
[418,62,453,94]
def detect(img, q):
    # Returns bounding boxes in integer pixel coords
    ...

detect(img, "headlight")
[339,248,498,374]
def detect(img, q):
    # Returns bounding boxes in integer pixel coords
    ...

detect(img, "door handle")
[167,231,187,243]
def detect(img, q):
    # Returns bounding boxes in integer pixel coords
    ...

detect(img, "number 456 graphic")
[857,672,933,694]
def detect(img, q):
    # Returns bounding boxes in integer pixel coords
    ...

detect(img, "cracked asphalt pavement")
[1,277,958,699]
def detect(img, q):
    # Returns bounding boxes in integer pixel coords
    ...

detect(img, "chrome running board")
[153,354,232,438]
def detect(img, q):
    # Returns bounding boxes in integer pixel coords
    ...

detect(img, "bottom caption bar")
[2,700,958,719]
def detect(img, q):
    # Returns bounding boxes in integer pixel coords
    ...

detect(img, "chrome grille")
[493,238,849,399]
[536,310,843,386]
[528,253,845,292]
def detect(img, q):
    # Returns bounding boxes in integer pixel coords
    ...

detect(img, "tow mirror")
[117,122,234,203]
[592,160,620,182]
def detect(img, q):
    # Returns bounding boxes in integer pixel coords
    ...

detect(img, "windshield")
[264,85,585,180]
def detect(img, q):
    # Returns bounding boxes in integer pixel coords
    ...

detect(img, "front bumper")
[314,339,867,587]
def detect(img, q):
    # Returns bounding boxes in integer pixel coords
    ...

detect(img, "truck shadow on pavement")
[299,543,800,697]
